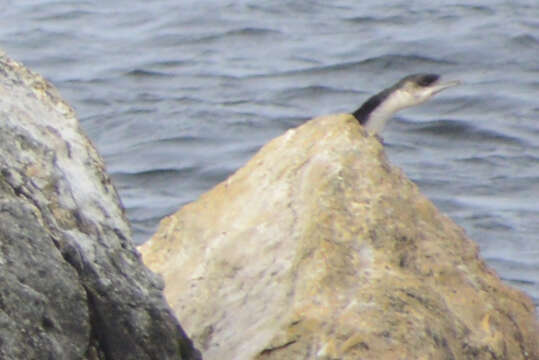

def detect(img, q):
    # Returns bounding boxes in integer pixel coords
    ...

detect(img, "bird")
[353,73,460,134]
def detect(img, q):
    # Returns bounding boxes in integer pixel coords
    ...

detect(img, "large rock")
[0,50,200,359]
[141,114,538,359]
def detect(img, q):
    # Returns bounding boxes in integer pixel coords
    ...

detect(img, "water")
[1,0,537,309]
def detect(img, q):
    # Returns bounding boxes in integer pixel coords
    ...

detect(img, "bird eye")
[417,75,438,87]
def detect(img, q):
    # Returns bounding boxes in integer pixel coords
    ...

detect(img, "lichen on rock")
[141,113,538,360]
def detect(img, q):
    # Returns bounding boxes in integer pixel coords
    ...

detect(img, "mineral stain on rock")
[141,114,538,360]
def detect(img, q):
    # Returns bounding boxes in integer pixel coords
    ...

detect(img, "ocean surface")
[1,0,537,310]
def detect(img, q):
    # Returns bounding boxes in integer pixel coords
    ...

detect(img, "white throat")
[363,89,417,135]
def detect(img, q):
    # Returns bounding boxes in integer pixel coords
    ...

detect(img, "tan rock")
[140,114,538,360]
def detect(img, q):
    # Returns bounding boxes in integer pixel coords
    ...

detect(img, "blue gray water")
[1,0,538,309]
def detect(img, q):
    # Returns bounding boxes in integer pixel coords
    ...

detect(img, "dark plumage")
[352,74,459,134]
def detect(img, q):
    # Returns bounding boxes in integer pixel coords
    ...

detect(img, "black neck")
[352,88,391,125]
[353,95,380,125]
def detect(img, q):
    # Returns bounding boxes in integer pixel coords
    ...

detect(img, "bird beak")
[430,79,461,95]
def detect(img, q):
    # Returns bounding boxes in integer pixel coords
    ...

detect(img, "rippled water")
[1,0,538,308]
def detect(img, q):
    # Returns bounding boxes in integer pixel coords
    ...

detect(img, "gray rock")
[0,50,200,359]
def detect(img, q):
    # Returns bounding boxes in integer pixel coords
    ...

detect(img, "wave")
[408,119,524,145]
[125,69,170,78]
[249,54,456,79]
[111,166,200,178]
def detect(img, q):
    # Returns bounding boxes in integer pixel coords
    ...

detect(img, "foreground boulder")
[141,114,538,359]
[0,50,199,359]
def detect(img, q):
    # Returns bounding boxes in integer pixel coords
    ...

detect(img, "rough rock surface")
[141,113,538,360]
[0,50,200,359]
